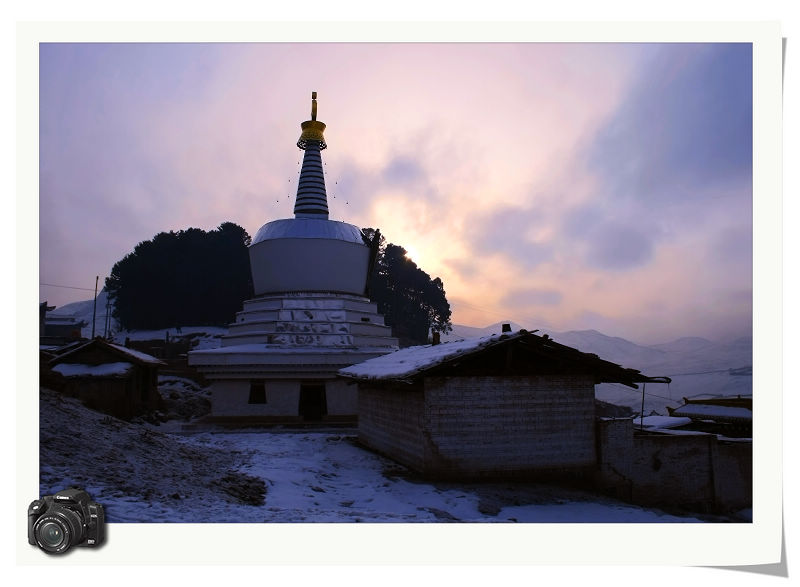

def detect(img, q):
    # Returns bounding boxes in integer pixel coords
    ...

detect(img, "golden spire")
[311,91,317,120]
[294,92,329,218]
[297,91,327,150]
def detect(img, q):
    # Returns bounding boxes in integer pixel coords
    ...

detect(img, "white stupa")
[189,93,398,422]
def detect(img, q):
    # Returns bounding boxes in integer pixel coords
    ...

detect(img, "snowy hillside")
[49,293,227,347]
[49,290,113,338]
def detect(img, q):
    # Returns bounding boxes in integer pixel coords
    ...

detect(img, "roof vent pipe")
[501,323,512,333]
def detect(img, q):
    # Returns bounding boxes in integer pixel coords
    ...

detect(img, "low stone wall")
[711,439,753,512]
[596,419,751,512]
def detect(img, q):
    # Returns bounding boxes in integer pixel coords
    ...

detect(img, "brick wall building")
[340,329,669,479]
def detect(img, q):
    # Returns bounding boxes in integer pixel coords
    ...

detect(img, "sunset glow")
[38,40,757,344]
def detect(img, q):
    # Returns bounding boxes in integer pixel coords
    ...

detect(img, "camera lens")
[33,508,84,554]
[39,521,65,548]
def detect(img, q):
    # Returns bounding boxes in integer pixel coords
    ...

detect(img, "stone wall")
[596,418,752,512]
[712,440,753,512]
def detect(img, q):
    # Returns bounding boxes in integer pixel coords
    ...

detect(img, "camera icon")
[28,488,105,554]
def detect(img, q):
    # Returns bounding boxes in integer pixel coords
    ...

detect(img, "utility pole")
[104,295,112,339]
[91,276,98,339]
[640,382,646,431]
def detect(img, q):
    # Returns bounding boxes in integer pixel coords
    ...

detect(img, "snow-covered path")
[93,430,705,523]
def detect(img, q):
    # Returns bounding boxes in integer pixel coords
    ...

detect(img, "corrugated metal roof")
[252,218,365,245]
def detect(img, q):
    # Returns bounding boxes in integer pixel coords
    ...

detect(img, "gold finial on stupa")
[297,91,327,150]
[311,91,317,121]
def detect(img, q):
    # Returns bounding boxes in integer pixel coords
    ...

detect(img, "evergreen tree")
[363,228,452,346]
[105,223,253,331]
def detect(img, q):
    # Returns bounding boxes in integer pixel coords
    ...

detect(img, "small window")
[248,381,267,404]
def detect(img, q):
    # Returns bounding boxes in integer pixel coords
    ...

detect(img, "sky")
[38,42,755,344]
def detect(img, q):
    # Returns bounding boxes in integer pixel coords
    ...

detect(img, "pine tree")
[364,229,452,346]
[105,223,253,330]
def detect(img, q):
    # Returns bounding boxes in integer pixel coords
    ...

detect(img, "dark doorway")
[298,384,327,421]
[248,380,266,404]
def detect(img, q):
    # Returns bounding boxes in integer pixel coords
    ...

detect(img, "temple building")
[189,93,398,423]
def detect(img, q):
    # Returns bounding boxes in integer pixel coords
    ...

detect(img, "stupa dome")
[251,218,365,246]
[248,93,373,297]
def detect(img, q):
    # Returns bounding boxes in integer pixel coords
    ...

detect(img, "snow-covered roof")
[105,342,165,364]
[50,337,165,366]
[339,330,666,387]
[339,332,512,380]
[45,315,84,325]
[52,362,133,377]
[670,403,752,422]
[637,416,693,430]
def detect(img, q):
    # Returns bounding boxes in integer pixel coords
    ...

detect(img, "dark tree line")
[105,222,253,331]
[363,228,452,346]
[105,222,452,345]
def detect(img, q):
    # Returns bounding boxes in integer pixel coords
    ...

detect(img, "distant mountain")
[541,329,667,370]
[443,322,752,415]
[446,323,751,374]
[648,336,715,353]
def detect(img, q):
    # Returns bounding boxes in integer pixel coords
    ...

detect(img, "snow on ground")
[171,432,716,523]
[39,388,718,524]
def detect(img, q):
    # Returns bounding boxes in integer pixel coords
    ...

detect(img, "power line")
[661,369,732,377]
[40,282,98,292]
[604,381,677,404]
